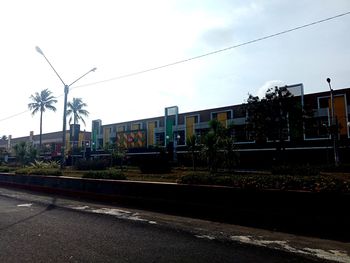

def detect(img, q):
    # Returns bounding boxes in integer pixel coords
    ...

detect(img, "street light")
[36,46,96,168]
[326,77,339,166]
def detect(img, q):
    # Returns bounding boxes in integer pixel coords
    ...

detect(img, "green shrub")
[178,172,350,193]
[0,166,11,172]
[30,160,60,169]
[178,173,214,185]
[74,159,109,171]
[136,154,171,174]
[82,169,126,180]
[271,165,320,176]
[15,168,62,176]
[320,164,350,173]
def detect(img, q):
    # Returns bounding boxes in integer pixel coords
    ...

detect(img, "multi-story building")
[2,84,349,166]
[92,84,350,166]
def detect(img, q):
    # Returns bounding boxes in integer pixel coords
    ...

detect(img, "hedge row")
[0,166,11,173]
[179,173,350,193]
[15,168,63,176]
[82,169,126,180]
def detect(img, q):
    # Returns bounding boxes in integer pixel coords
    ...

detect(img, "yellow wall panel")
[147,122,155,146]
[334,96,347,135]
[103,127,110,146]
[186,116,195,139]
[217,112,227,127]
[132,123,140,130]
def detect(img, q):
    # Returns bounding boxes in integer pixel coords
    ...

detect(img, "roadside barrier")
[0,173,349,242]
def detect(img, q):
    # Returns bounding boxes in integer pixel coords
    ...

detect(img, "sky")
[1,0,349,138]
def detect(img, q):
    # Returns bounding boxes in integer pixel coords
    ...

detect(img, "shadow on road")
[0,197,57,232]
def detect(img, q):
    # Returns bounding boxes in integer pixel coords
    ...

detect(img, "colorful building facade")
[91,84,350,165]
[2,84,350,165]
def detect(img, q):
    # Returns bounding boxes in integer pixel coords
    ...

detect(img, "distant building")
[2,84,349,166]
[0,125,91,160]
[92,84,350,166]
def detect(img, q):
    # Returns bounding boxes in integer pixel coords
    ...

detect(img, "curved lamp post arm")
[36,46,96,169]
[69,67,97,87]
[35,46,66,86]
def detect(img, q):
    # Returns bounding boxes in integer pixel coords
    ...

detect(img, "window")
[233,125,254,143]
[117,125,125,132]
[174,130,185,146]
[304,116,329,139]
[211,110,232,120]
[155,132,165,146]
[132,123,141,130]
[319,97,329,109]
[233,107,247,118]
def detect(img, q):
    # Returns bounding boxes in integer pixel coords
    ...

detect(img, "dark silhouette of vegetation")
[136,150,171,174]
[179,171,350,193]
[74,159,109,170]
[246,86,305,164]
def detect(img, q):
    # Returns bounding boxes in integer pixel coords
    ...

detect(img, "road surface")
[0,187,334,262]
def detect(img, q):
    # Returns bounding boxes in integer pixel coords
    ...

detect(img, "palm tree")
[186,134,197,171]
[67,97,89,126]
[28,89,57,148]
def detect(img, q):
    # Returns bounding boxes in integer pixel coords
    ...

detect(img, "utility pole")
[327,78,339,166]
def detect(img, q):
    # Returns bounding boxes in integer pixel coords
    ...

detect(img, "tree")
[13,141,37,165]
[28,89,57,148]
[202,119,237,173]
[246,86,304,163]
[67,98,89,126]
[104,141,127,170]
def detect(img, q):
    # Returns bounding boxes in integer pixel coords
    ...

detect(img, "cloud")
[256,80,286,98]
[199,2,264,49]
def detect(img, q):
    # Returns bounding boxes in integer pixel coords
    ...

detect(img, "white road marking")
[17,203,33,207]
[230,235,350,263]
[303,248,350,263]
[72,206,89,210]
[70,206,157,225]
[195,235,216,240]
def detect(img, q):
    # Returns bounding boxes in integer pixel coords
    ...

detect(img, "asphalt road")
[0,187,326,262]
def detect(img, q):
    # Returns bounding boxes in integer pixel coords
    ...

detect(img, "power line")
[1,11,349,123]
[0,94,65,123]
[0,110,30,122]
[71,11,350,90]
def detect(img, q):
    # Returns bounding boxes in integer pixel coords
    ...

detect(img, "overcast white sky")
[1,0,349,138]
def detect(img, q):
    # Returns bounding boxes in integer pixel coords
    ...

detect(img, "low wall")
[0,173,349,241]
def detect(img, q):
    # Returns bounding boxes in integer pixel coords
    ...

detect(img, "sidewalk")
[0,186,349,262]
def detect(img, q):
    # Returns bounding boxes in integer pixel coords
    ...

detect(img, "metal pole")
[36,46,96,169]
[61,84,69,169]
[327,78,339,166]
